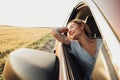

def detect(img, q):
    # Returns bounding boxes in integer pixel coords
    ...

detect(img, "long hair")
[69,19,91,37]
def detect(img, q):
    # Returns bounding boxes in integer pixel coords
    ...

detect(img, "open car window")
[62,1,119,80]
[62,2,103,80]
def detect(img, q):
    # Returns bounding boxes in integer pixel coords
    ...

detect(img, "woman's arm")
[51,27,71,45]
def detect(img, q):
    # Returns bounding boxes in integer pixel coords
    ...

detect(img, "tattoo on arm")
[51,27,70,45]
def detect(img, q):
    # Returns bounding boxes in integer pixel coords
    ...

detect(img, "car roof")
[93,0,120,41]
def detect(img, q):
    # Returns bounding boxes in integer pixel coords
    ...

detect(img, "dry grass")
[0,25,52,52]
[0,25,52,61]
[0,25,53,79]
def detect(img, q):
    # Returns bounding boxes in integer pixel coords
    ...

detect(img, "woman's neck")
[78,33,95,47]
[78,33,97,56]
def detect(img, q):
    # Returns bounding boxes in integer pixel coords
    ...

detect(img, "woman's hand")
[51,27,71,45]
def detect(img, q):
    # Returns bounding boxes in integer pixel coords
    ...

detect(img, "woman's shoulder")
[70,40,78,45]
[68,40,80,54]
[70,40,81,48]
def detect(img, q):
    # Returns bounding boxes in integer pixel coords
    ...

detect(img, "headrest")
[85,16,101,38]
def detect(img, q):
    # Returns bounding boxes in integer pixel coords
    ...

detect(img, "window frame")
[62,0,120,80]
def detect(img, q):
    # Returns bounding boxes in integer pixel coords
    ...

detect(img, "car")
[3,0,120,80]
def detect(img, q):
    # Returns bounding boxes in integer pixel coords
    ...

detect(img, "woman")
[52,19,102,80]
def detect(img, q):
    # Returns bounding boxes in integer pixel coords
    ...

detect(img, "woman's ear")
[80,23,85,30]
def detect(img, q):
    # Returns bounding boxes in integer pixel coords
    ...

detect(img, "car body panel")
[93,0,120,41]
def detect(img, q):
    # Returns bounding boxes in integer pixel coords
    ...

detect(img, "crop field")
[0,25,54,79]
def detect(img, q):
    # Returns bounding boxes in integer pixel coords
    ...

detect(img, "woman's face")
[67,22,84,40]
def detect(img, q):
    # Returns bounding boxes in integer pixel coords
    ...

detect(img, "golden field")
[0,25,52,52]
[0,25,53,79]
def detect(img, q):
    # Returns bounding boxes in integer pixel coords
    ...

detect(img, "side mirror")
[3,48,59,80]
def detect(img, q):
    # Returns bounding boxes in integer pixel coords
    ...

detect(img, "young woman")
[52,19,102,80]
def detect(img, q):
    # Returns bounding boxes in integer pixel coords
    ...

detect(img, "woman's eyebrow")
[70,24,74,29]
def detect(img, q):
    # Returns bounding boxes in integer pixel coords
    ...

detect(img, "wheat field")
[0,25,52,52]
[0,25,53,60]
[0,25,53,78]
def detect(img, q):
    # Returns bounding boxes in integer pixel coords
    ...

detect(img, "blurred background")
[0,0,80,79]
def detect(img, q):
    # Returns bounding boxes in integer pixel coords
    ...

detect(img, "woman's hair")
[69,18,91,37]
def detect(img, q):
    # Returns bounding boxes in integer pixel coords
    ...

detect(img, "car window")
[65,3,103,80]
[63,1,119,80]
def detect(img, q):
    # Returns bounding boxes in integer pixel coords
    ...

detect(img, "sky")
[0,0,79,27]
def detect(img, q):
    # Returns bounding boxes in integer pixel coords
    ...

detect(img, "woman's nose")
[68,29,73,35]
[68,29,71,33]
